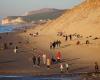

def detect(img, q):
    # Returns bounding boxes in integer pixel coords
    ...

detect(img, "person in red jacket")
[56,51,62,62]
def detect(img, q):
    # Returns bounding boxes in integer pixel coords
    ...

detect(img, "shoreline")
[0,24,35,34]
[0,70,100,80]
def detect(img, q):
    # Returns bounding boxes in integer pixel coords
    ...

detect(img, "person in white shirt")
[60,63,64,73]
[42,53,46,64]
[65,63,69,72]
[14,47,17,53]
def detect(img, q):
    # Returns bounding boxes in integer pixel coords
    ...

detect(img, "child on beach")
[14,46,18,53]
[65,63,69,72]
[60,63,64,73]
[95,62,99,73]
[47,58,51,69]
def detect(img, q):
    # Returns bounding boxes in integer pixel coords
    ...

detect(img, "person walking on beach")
[14,46,18,53]
[56,40,59,47]
[50,42,53,49]
[60,63,64,73]
[42,53,46,65]
[56,51,62,62]
[58,40,61,47]
[32,55,36,65]
[86,40,90,44]
[52,41,56,49]
[95,62,99,73]
[37,55,41,66]
[65,35,68,41]
[76,40,80,45]
[4,43,8,49]
[51,56,56,64]
[69,34,72,40]
[65,63,69,72]
[47,58,51,69]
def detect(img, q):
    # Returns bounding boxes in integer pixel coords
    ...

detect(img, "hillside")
[3,8,65,23]
[24,8,62,16]
[36,0,100,36]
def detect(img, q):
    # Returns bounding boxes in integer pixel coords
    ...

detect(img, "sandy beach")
[0,26,100,78]
[0,0,100,80]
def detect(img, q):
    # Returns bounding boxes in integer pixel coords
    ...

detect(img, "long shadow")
[70,66,89,72]
[61,58,80,63]
[60,44,72,48]
[0,60,16,64]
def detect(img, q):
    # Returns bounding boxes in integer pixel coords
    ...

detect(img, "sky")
[0,0,84,17]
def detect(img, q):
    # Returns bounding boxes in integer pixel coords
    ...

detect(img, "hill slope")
[4,8,65,23]
[37,0,100,36]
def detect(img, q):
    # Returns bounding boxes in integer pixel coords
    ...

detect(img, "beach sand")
[0,27,100,78]
[0,1,100,79]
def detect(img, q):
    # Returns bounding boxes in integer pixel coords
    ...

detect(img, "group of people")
[32,53,51,68]
[60,63,69,73]
[32,51,70,73]
[64,34,72,41]
[32,55,41,66]
[32,51,63,69]
[29,32,39,37]
[13,46,18,53]
[50,40,61,49]
[76,40,90,45]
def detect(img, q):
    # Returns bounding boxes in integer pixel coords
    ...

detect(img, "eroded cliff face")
[36,0,100,36]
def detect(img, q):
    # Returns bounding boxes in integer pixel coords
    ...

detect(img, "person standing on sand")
[60,63,64,73]
[65,63,69,72]
[37,55,41,66]
[76,40,80,45]
[42,53,46,65]
[58,40,61,47]
[56,40,59,47]
[51,56,56,64]
[86,40,90,44]
[50,42,53,49]
[95,62,99,73]
[14,46,18,53]
[47,58,51,69]
[65,35,68,41]
[52,41,56,49]
[69,34,72,40]
[4,43,8,49]
[56,51,62,62]
[32,55,36,65]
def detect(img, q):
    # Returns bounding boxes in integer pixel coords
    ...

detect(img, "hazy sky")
[0,0,84,17]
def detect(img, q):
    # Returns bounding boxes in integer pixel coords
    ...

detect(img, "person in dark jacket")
[32,55,36,65]
[69,35,72,40]
[37,55,41,66]
[65,35,68,41]
[95,62,99,73]
[58,40,61,47]
[52,41,56,49]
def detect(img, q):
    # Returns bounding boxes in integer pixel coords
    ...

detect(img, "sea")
[0,75,82,80]
[0,24,33,33]
[0,25,14,33]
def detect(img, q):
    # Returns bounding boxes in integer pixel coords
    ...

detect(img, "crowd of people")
[32,50,99,73]
[32,50,70,72]
[50,40,61,49]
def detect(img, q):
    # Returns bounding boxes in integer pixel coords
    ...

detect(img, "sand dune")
[32,0,100,36]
